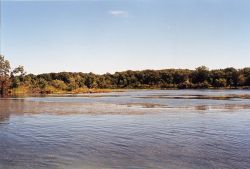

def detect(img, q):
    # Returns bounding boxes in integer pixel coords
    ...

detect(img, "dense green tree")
[0,55,11,95]
[214,78,227,87]
[51,80,67,90]
[37,78,47,89]
[245,75,250,86]
[85,73,97,88]
[224,67,239,87]
[191,66,209,84]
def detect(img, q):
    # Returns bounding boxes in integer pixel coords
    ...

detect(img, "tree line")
[1,55,250,95]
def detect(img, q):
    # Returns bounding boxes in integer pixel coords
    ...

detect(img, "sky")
[1,0,250,74]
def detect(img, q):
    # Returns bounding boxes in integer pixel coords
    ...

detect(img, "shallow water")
[1,89,250,169]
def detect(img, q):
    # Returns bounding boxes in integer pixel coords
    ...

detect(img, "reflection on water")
[0,90,250,169]
[136,94,250,100]
[0,112,9,123]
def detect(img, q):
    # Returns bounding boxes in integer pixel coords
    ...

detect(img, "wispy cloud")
[109,10,128,17]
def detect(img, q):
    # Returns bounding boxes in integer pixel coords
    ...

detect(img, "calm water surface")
[0,90,250,169]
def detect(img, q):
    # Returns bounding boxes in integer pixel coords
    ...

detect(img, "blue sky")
[1,0,250,74]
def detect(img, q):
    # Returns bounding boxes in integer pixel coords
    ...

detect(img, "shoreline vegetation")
[1,55,250,96]
[10,87,250,96]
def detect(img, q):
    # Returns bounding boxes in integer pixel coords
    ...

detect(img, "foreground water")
[0,89,250,169]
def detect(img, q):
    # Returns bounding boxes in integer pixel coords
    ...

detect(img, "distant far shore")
[1,54,250,96]
[7,66,250,96]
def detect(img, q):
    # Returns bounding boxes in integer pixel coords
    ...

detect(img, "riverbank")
[7,86,250,97]
[10,86,126,95]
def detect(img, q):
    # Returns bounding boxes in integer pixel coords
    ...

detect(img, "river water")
[0,90,250,169]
